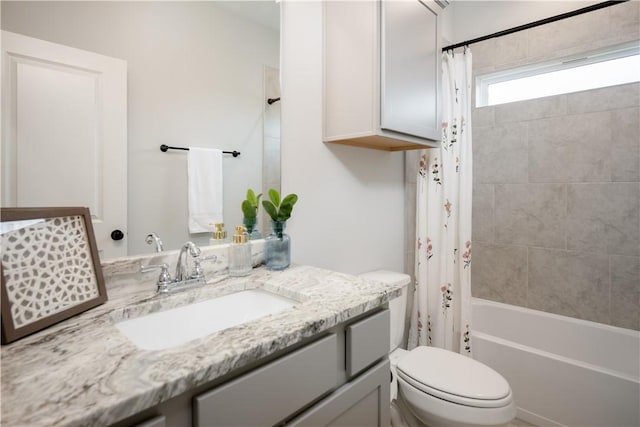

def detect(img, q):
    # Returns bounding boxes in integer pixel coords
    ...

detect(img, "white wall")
[280,1,405,275]
[1,1,279,255]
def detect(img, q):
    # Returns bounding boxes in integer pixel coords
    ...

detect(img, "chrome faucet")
[141,241,216,294]
[145,232,164,252]
[175,241,201,282]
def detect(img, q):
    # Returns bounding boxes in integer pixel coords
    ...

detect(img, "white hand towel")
[188,147,223,233]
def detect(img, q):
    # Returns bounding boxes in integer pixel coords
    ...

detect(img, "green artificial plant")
[241,189,262,220]
[262,188,298,223]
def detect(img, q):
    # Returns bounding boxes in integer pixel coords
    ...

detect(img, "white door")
[1,31,127,259]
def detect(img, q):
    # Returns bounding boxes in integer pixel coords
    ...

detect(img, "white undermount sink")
[116,289,297,350]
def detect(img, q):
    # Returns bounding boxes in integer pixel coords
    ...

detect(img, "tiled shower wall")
[405,1,639,331]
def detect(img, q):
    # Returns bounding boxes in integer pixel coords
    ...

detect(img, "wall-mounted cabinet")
[323,0,444,151]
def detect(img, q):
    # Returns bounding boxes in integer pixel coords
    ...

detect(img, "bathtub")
[471,298,640,427]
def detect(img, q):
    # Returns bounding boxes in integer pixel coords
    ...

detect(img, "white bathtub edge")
[472,298,640,337]
[471,331,638,384]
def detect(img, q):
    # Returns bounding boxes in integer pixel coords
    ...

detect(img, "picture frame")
[1,207,107,344]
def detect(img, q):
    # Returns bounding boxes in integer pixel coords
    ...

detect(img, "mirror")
[1,1,281,258]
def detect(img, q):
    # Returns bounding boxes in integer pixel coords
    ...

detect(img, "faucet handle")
[190,255,217,279]
[141,263,172,293]
[141,262,168,273]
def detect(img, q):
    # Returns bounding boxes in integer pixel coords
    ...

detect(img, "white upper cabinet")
[323,0,443,151]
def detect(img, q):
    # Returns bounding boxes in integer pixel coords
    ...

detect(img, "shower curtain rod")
[442,0,628,52]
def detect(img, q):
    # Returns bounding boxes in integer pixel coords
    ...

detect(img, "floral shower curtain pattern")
[408,49,473,355]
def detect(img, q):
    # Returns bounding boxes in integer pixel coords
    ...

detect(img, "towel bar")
[160,144,240,157]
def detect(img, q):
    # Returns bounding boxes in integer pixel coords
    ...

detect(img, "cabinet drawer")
[194,334,339,426]
[346,310,389,378]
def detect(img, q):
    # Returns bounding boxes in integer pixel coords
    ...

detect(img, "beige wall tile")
[611,107,640,182]
[610,255,640,330]
[495,184,528,246]
[495,95,566,124]
[609,1,640,40]
[471,242,527,306]
[472,184,494,243]
[473,123,528,184]
[526,6,610,60]
[489,30,528,67]
[528,111,611,183]
[527,183,567,249]
[469,39,496,71]
[528,248,610,324]
[567,183,640,257]
[472,106,495,127]
[567,83,640,115]
[494,184,566,249]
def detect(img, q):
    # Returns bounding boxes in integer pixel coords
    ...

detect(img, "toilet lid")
[396,347,512,407]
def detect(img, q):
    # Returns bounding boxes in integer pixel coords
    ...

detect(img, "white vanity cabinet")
[323,0,444,151]
[113,309,390,427]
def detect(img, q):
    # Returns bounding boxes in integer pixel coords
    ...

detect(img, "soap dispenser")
[228,225,252,277]
[209,223,228,246]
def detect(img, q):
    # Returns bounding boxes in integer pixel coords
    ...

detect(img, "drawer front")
[194,334,339,427]
[346,310,390,378]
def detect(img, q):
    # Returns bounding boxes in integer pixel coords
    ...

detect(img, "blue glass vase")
[242,216,262,240]
[265,220,290,270]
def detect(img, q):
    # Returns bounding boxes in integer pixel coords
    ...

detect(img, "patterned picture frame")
[1,207,107,344]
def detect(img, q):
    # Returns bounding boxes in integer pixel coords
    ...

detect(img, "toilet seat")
[396,346,513,409]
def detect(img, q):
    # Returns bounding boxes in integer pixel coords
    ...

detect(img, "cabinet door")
[289,359,390,427]
[323,0,377,141]
[346,310,389,378]
[381,0,441,141]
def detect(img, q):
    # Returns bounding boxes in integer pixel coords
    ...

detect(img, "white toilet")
[359,270,516,427]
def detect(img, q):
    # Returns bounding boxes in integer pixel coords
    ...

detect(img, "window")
[476,41,640,107]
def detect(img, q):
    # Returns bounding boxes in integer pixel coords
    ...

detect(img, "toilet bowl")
[396,346,516,427]
[359,270,516,427]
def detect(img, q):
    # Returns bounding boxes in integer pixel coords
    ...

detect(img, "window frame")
[475,40,640,107]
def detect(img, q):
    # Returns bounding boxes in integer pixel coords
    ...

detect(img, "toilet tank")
[358,270,410,352]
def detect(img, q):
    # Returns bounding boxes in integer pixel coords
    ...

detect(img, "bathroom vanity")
[0,247,401,427]
[118,309,390,427]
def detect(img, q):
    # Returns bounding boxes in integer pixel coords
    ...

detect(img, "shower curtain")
[408,49,473,355]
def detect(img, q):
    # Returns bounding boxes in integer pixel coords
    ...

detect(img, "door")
[2,31,127,259]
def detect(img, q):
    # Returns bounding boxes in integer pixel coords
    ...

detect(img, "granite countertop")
[0,262,401,427]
